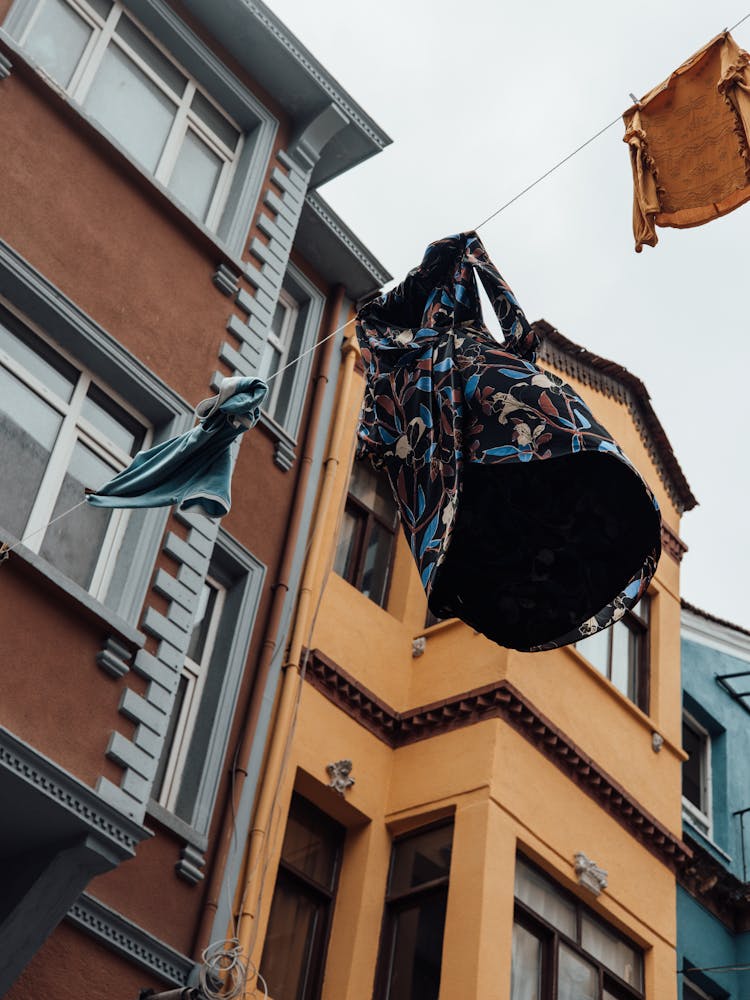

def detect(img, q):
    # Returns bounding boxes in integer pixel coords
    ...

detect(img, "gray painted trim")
[208,296,352,943]
[305,192,392,288]
[213,263,241,297]
[3,0,278,257]
[146,799,208,852]
[0,727,149,857]
[66,892,196,987]
[96,637,136,679]
[0,51,11,79]
[0,535,146,650]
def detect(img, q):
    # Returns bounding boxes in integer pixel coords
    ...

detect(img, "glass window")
[261,795,345,1000]
[512,857,644,1000]
[259,288,300,422]
[13,0,242,231]
[0,305,147,599]
[153,574,226,814]
[575,598,650,711]
[682,712,712,835]
[334,459,399,609]
[375,822,454,1000]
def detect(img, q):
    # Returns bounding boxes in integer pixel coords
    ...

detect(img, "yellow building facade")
[233,319,696,1000]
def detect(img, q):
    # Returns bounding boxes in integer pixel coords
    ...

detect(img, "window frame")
[575,598,651,712]
[335,459,399,609]
[0,297,153,603]
[512,857,645,1000]
[682,710,713,837]
[3,0,278,257]
[260,286,300,418]
[373,819,454,1000]
[260,793,345,1000]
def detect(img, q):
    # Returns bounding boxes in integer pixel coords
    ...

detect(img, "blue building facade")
[678,600,750,999]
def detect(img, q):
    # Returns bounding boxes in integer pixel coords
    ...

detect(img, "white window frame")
[682,710,713,838]
[157,573,226,812]
[0,297,150,602]
[16,0,242,230]
[260,287,299,418]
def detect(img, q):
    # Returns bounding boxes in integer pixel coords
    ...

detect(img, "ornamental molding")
[412,636,427,658]
[574,852,608,895]
[0,727,147,856]
[326,759,355,796]
[304,649,691,872]
[305,192,392,288]
[661,522,687,563]
[67,893,195,986]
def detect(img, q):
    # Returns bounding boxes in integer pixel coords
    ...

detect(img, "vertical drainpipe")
[234,329,359,969]
[194,286,349,954]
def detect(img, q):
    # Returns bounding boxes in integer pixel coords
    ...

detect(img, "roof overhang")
[294,193,392,301]
[180,0,391,187]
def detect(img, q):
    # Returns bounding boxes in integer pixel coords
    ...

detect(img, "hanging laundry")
[624,31,750,251]
[356,233,661,651]
[87,376,267,518]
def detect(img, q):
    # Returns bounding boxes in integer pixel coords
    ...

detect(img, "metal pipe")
[193,286,347,955]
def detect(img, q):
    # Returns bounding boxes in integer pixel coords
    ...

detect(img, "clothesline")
[1,9,748,562]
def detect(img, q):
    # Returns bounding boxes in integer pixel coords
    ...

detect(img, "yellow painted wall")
[241,340,688,1000]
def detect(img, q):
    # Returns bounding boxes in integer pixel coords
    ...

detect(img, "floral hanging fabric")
[355,232,661,651]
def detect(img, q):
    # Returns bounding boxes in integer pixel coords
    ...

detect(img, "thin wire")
[729,11,750,30]
[264,316,357,386]
[1,497,88,556]
[678,962,750,974]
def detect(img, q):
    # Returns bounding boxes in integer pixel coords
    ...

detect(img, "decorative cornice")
[304,192,392,288]
[534,321,697,515]
[677,834,750,932]
[67,893,195,986]
[304,650,691,871]
[0,727,147,856]
[661,522,688,563]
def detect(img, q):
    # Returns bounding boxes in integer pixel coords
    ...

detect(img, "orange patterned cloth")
[623,32,750,251]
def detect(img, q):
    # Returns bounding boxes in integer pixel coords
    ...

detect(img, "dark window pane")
[386,893,447,1000]
[0,366,63,537]
[81,384,145,456]
[38,441,116,589]
[682,718,705,810]
[0,313,77,402]
[514,859,576,937]
[152,673,189,801]
[333,504,361,583]
[185,581,219,664]
[349,459,396,523]
[511,921,542,1000]
[360,518,393,607]
[191,89,240,150]
[261,871,324,1000]
[281,797,343,891]
[389,825,453,895]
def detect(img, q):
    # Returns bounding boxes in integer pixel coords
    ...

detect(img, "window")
[334,459,399,608]
[153,573,226,812]
[261,794,344,1000]
[0,304,147,599]
[11,0,242,229]
[374,822,453,1000]
[576,598,650,710]
[682,711,712,836]
[259,287,300,421]
[512,858,644,1000]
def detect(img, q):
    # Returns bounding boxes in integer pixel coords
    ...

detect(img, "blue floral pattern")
[356,232,661,651]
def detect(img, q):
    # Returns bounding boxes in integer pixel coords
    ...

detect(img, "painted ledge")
[304,647,691,873]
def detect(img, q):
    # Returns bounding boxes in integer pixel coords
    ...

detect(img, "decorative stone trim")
[305,192,391,289]
[0,52,12,80]
[96,636,135,679]
[175,843,206,885]
[66,893,195,986]
[304,649,691,871]
[661,522,688,563]
[0,727,147,856]
[213,263,240,297]
[678,834,750,932]
[412,636,427,658]
[326,759,355,796]
[574,852,608,895]
[535,321,696,514]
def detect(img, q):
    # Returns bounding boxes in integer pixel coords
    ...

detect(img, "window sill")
[0,32,251,278]
[146,798,208,852]
[258,411,298,471]
[682,817,732,864]
[1,532,145,650]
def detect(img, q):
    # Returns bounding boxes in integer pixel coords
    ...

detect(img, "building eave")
[294,193,392,301]
[179,0,392,186]
[534,320,697,514]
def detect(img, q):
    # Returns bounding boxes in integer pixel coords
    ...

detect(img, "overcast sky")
[273,0,750,629]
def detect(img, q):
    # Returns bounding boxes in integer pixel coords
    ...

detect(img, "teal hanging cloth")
[87,376,267,519]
